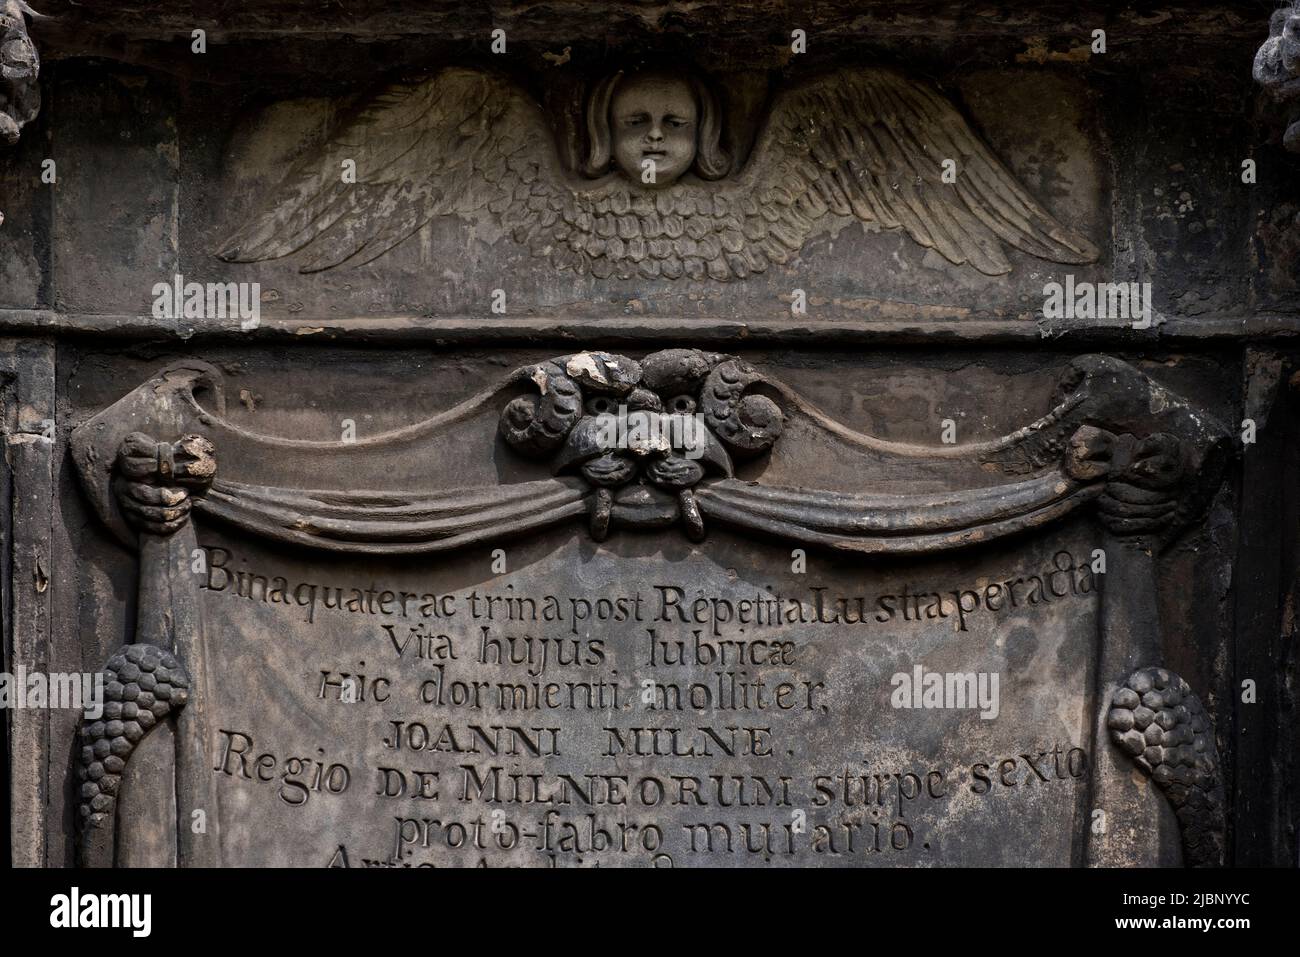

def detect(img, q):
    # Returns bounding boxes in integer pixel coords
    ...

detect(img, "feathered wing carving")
[737,68,1099,276]
[219,66,1098,279]
[218,68,575,273]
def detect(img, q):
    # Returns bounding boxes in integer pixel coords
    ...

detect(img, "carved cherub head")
[222,64,1101,278]
[583,69,731,188]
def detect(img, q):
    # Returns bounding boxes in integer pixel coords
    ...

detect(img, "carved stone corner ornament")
[0,1,40,146]
[1254,4,1300,153]
[71,352,1231,866]
[74,426,221,867]
[217,65,1099,279]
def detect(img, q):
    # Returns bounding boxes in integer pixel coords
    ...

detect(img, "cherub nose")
[647,123,664,142]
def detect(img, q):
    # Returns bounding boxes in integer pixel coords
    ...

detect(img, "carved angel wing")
[719,66,1099,277]
[544,66,1100,280]
[221,65,1098,280]
[218,67,579,273]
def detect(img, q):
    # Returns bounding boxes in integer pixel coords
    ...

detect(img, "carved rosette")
[1254,5,1300,153]
[498,349,783,542]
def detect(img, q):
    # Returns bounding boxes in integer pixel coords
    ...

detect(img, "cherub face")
[611,74,698,189]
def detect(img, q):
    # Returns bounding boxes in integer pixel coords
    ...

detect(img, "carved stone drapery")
[78,644,191,868]
[71,353,1229,551]
[1060,422,1226,866]
[70,353,1230,867]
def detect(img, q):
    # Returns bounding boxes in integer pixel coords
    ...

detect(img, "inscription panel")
[197,521,1099,867]
[61,348,1234,868]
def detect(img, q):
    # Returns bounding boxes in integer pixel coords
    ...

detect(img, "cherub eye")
[586,397,617,415]
[667,395,697,414]
[666,118,689,128]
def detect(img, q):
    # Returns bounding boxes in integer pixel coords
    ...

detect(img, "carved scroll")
[71,351,1229,867]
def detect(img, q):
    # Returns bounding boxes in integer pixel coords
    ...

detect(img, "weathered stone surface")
[1,2,1298,871]
[2,2,1293,332]
[193,520,1107,867]
[42,346,1235,867]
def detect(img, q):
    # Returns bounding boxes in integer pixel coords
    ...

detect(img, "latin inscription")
[196,531,1100,867]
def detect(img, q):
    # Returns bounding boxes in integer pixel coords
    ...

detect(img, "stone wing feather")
[727,66,1100,276]
[217,67,567,273]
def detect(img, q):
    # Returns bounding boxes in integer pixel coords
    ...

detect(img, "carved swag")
[71,352,1229,867]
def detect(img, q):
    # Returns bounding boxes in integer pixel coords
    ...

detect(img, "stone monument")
[1,1,1297,869]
